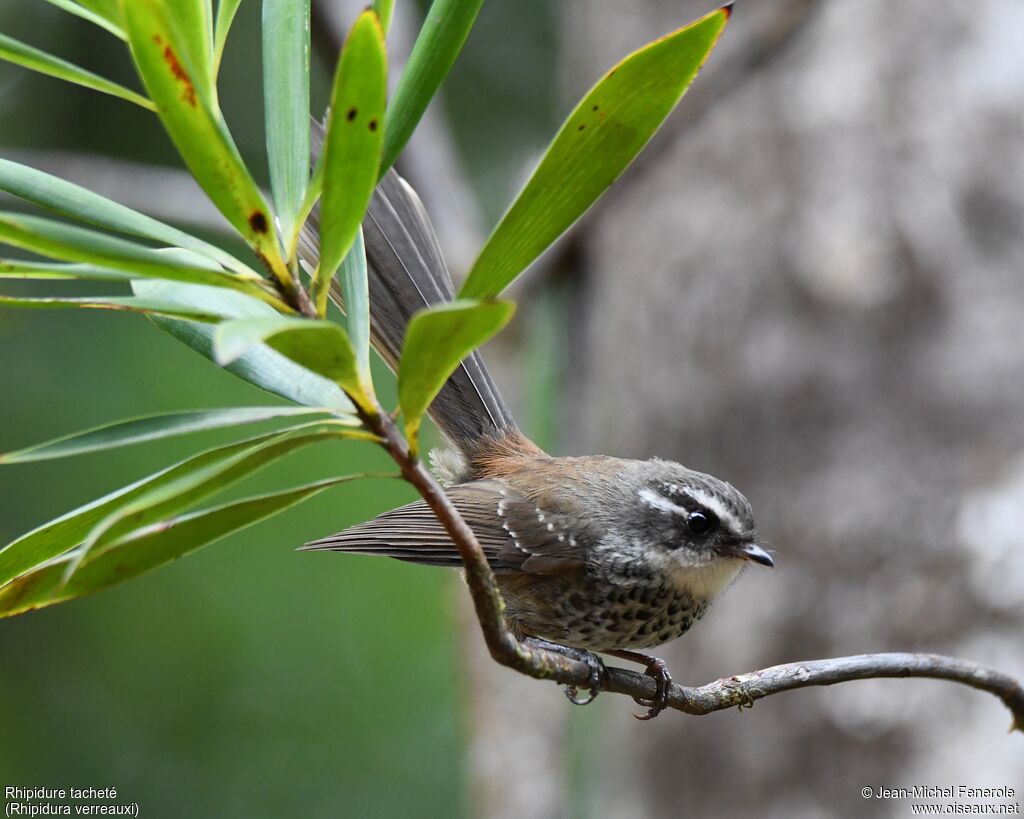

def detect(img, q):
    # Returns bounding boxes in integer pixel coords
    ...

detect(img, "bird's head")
[630,460,773,580]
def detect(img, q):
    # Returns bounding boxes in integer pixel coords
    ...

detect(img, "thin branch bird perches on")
[362,406,1024,731]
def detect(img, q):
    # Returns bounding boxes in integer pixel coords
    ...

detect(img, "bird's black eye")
[686,511,716,536]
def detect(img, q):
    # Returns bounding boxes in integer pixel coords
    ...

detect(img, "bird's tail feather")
[299,118,517,452]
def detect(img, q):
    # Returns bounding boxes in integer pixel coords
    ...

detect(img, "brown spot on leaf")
[347,107,358,121]
[249,211,269,234]
[577,124,586,131]
[159,42,196,108]
[368,119,378,132]
[592,104,599,112]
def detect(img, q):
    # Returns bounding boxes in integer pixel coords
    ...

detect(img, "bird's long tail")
[299,118,518,452]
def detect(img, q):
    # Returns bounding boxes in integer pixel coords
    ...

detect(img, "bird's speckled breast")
[498,570,710,651]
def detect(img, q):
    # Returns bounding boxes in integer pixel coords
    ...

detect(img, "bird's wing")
[301,480,587,575]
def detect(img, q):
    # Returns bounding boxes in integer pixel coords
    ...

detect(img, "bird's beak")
[717,542,775,567]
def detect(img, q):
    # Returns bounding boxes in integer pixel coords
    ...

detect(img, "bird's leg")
[523,637,607,705]
[605,649,673,720]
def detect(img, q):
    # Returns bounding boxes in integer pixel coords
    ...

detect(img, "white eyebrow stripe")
[683,487,741,532]
[638,487,688,516]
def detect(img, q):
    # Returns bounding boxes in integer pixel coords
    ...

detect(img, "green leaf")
[314,9,387,312]
[373,0,395,35]
[133,279,355,411]
[0,406,329,464]
[0,294,232,322]
[172,0,215,97]
[0,157,255,276]
[382,0,483,173]
[214,317,370,410]
[66,422,365,576]
[263,0,311,248]
[338,228,371,387]
[458,7,730,299]
[0,422,328,587]
[42,0,127,40]
[74,0,124,30]
[295,149,324,251]
[0,213,283,308]
[0,260,133,281]
[214,0,243,73]
[0,476,362,619]
[398,299,515,448]
[0,32,154,110]
[124,0,291,285]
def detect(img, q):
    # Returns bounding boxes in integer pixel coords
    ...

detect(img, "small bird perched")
[301,121,773,718]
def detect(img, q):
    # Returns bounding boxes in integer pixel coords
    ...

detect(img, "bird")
[299,119,774,718]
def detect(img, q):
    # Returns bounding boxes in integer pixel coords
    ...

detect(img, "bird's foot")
[606,649,674,720]
[524,637,606,706]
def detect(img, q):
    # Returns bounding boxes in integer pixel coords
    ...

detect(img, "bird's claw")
[565,647,602,704]
[563,649,605,706]
[631,657,673,720]
[524,637,606,707]
[564,685,599,706]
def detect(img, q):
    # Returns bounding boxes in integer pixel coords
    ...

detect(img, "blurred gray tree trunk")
[386,0,1024,814]
[557,0,1024,816]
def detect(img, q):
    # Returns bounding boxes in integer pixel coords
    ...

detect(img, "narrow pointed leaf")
[214,0,243,73]
[124,0,289,283]
[0,32,153,110]
[398,299,515,446]
[338,228,371,385]
[214,317,368,408]
[0,406,329,464]
[0,477,360,619]
[0,422,330,587]
[0,157,256,276]
[71,423,364,568]
[382,0,483,173]
[263,0,311,246]
[294,149,324,252]
[316,10,387,307]
[0,260,132,280]
[42,0,127,39]
[133,280,354,411]
[459,7,730,299]
[0,294,230,322]
[0,213,280,306]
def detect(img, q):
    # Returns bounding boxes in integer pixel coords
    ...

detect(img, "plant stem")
[360,405,594,683]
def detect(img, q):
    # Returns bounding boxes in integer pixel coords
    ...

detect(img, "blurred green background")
[0,2,560,815]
